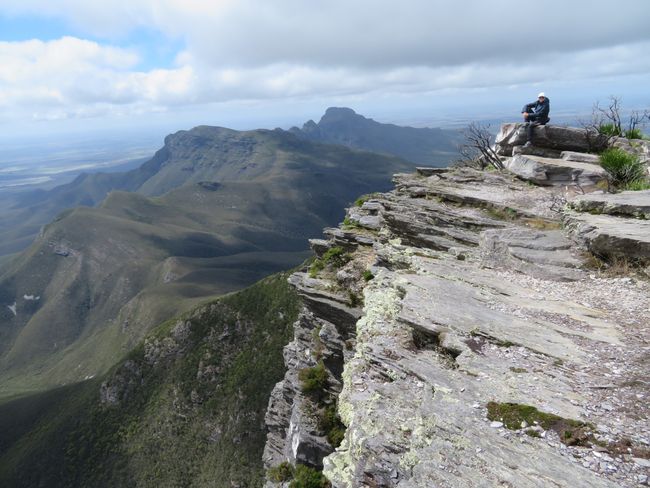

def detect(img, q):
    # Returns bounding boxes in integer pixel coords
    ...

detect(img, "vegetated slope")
[290,107,462,166]
[0,271,299,488]
[0,153,161,257]
[0,126,413,397]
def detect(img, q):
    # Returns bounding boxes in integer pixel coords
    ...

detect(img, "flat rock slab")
[479,227,586,281]
[561,151,601,164]
[564,211,650,262]
[394,168,558,219]
[505,154,607,187]
[570,190,650,219]
[512,144,562,159]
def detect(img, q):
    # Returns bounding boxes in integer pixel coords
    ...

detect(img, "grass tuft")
[599,148,646,187]
[598,123,621,137]
[622,179,650,191]
[624,128,644,140]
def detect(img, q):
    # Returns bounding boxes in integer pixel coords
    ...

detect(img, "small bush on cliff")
[600,124,646,140]
[319,404,346,448]
[322,247,349,267]
[299,362,328,394]
[592,96,649,140]
[309,247,351,277]
[268,462,295,482]
[342,216,361,229]
[308,259,325,278]
[599,148,646,187]
[290,465,331,488]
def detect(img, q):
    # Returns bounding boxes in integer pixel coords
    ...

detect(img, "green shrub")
[599,148,646,187]
[308,247,350,277]
[298,362,328,394]
[624,128,643,140]
[598,123,621,137]
[290,465,331,488]
[321,247,350,268]
[342,216,360,229]
[319,404,346,448]
[362,270,374,281]
[309,259,325,278]
[268,462,295,482]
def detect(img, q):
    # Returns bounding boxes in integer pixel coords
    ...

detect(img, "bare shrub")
[455,122,504,170]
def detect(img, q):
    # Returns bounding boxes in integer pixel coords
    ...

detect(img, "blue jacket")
[522,98,550,123]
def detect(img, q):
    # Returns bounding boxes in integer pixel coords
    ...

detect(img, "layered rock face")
[264,127,650,487]
[495,123,609,157]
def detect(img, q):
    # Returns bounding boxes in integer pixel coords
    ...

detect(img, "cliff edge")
[263,124,650,487]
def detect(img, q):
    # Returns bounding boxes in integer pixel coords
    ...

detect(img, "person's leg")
[526,121,540,143]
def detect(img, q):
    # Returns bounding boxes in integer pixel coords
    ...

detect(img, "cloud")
[2,0,649,67]
[0,1,649,124]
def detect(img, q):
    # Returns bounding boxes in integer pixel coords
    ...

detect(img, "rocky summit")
[263,124,650,487]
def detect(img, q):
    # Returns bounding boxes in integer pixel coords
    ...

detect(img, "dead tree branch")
[456,122,504,171]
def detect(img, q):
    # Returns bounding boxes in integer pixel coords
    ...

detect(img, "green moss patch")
[487,402,594,446]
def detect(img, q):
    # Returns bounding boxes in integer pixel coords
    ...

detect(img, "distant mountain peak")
[321,106,358,118]
[291,107,461,166]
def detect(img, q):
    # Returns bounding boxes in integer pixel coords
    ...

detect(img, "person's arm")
[521,102,535,113]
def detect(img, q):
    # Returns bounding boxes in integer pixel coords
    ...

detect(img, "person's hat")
[538,92,546,98]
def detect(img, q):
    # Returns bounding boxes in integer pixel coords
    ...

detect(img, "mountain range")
[0,108,460,259]
[0,124,417,397]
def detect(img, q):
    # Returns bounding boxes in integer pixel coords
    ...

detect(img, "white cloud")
[0,1,649,125]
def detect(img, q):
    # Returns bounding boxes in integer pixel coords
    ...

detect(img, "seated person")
[521,92,550,147]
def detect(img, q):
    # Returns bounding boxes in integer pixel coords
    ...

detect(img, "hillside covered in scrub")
[0,272,299,488]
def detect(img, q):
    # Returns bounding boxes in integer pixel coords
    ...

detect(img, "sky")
[0,0,649,140]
